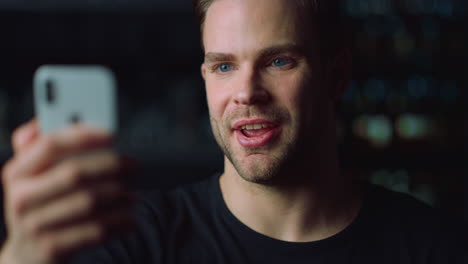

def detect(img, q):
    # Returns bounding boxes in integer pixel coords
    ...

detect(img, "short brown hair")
[192,0,347,63]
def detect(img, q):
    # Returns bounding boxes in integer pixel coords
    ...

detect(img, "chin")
[232,155,284,185]
[221,126,300,185]
[238,170,277,185]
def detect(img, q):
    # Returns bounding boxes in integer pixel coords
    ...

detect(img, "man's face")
[202,0,329,184]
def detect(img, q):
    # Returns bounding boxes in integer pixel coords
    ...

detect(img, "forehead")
[203,0,313,54]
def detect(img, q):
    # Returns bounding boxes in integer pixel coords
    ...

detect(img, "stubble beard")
[209,107,301,185]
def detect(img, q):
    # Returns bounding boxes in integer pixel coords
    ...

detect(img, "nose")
[233,67,270,105]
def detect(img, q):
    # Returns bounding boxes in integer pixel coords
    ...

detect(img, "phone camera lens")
[69,113,81,124]
[45,79,55,104]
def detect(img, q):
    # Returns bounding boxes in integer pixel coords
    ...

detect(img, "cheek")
[205,78,232,121]
[269,72,311,114]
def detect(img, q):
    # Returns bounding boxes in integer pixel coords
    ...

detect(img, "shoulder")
[365,184,434,217]
[134,174,218,226]
[69,175,220,263]
[363,183,465,229]
[136,175,215,209]
[361,184,467,261]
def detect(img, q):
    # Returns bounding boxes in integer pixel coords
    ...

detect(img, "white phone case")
[34,65,117,135]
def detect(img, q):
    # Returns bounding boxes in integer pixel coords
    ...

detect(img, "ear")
[201,63,207,80]
[326,48,352,101]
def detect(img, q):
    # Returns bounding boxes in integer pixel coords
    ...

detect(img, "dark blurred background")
[0,0,466,222]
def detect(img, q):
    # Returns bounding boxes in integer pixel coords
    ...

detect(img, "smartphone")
[34,65,117,135]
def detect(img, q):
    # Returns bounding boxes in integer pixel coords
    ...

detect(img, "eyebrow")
[204,43,304,63]
[204,53,236,63]
[258,43,304,59]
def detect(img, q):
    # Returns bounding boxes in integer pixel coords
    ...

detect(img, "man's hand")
[0,120,134,264]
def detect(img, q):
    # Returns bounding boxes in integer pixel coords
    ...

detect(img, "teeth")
[241,124,271,130]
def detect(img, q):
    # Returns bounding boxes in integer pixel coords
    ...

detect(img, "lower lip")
[234,127,281,148]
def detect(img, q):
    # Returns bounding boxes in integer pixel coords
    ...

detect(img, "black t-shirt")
[72,174,468,264]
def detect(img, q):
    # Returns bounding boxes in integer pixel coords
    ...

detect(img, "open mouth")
[240,123,275,137]
[234,121,281,148]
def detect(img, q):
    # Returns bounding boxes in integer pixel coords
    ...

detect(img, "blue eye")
[272,58,288,67]
[219,64,232,73]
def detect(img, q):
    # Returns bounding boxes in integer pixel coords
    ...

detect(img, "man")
[0,0,467,263]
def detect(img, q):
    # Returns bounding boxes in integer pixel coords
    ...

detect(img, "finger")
[22,182,130,234]
[38,210,134,261]
[9,151,126,217]
[38,221,104,262]
[12,119,39,154]
[4,126,113,182]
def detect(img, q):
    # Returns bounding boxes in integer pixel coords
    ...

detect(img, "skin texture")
[0,120,134,264]
[202,0,358,242]
[202,0,326,185]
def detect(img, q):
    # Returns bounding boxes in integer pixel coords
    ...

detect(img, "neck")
[220,139,362,242]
